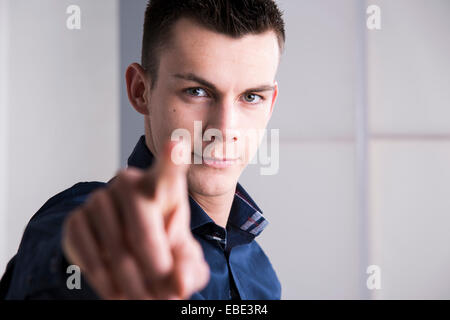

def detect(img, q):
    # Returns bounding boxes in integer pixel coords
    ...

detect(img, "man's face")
[145,18,280,197]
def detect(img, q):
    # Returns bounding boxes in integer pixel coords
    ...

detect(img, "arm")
[1,183,104,299]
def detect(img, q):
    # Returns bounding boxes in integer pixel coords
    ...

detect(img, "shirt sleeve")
[1,183,104,299]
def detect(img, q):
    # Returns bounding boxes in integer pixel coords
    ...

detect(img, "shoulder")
[34,181,107,214]
[0,181,107,299]
[28,181,107,225]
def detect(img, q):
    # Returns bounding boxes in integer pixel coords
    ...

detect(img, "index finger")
[138,139,190,202]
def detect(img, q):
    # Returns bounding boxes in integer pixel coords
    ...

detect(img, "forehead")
[159,17,280,87]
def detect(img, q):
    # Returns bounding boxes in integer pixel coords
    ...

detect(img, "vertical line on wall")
[114,0,121,172]
[119,0,148,168]
[355,0,372,300]
[0,0,11,273]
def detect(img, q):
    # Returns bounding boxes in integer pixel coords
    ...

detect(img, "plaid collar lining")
[234,190,268,236]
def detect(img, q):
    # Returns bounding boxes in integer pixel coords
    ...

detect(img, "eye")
[184,87,209,98]
[242,93,264,104]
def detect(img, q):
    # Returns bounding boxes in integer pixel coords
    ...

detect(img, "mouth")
[193,153,239,169]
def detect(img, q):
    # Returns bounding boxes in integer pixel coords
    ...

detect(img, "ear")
[268,81,279,119]
[125,63,152,115]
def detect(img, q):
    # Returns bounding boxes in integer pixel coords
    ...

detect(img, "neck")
[189,188,236,229]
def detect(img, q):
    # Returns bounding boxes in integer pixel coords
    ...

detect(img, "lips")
[193,153,239,168]
[203,157,237,168]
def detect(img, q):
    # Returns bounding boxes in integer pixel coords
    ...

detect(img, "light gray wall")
[0,0,120,273]
[367,0,450,299]
[0,0,11,269]
[1,0,449,299]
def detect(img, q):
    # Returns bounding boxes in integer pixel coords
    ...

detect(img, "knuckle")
[116,173,133,189]
[115,168,129,178]
[85,190,106,213]
[85,265,105,286]
[86,263,101,278]
[151,254,172,277]
[126,227,145,247]
[117,252,135,272]
[90,189,106,205]
[112,173,142,202]
[65,209,83,233]
[118,168,142,185]
[113,170,136,190]
[125,167,143,177]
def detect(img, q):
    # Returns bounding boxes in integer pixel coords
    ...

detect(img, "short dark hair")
[141,0,286,89]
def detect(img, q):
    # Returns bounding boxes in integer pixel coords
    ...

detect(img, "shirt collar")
[127,135,269,240]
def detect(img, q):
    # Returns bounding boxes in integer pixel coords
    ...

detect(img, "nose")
[206,98,239,144]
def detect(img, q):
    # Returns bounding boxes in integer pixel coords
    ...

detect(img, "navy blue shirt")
[0,135,281,300]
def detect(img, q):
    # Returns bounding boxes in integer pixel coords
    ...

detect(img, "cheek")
[257,106,272,127]
[240,105,270,127]
[151,96,187,132]
[159,92,202,126]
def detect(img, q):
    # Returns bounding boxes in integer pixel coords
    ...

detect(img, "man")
[0,0,285,299]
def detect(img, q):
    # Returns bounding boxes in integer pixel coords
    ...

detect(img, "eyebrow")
[172,72,275,93]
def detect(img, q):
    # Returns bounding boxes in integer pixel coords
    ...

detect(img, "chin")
[187,166,237,197]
